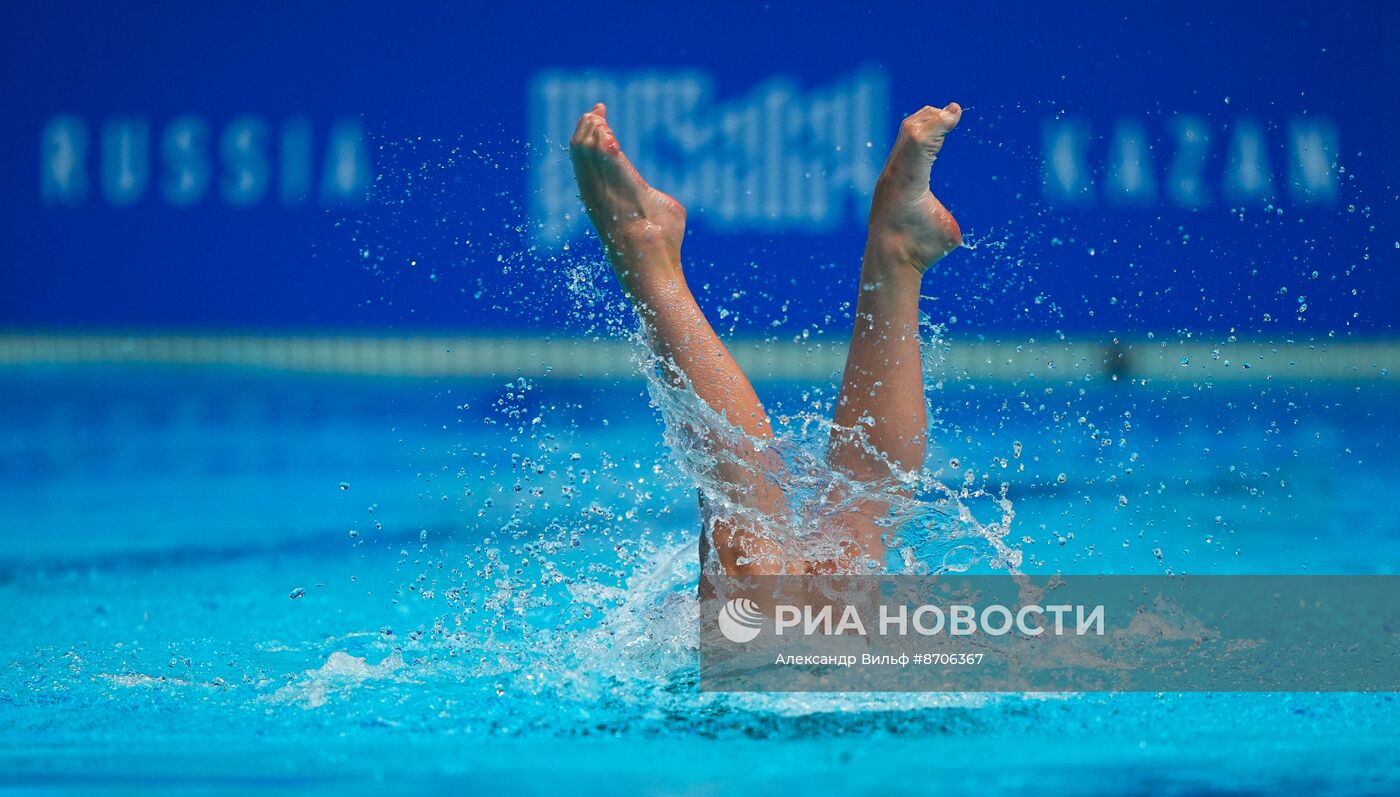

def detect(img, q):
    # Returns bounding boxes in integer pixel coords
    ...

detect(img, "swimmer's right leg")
[569,104,788,576]
[826,103,964,566]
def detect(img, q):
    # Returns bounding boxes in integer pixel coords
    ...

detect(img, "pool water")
[2,365,1398,794]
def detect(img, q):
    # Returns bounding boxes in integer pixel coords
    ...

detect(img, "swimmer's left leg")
[569,104,790,576]
[826,103,964,566]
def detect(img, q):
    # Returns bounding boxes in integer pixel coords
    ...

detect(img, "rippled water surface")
[2,366,1397,793]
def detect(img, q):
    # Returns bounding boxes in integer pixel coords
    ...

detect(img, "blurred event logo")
[1042,115,1340,208]
[530,69,888,243]
[37,96,1338,218]
[40,115,372,208]
[528,68,1343,240]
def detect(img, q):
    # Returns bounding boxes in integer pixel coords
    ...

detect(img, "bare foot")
[867,103,964,274]
[568,103,687,291]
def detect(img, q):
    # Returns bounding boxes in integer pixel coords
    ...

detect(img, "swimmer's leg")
[569,104,788,576]
[827,103,964,565]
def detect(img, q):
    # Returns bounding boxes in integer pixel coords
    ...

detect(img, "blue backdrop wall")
[2,1,1395,337]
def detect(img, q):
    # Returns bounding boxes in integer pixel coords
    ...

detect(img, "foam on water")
[267,651,408,709]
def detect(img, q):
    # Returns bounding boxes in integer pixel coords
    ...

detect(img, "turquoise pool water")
[2,365,1397,794]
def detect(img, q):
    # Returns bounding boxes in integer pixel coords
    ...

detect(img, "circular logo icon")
[717,597,764,643]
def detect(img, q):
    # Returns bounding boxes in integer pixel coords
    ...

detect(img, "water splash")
[575,256,1021,578]
[283,249,1031,724]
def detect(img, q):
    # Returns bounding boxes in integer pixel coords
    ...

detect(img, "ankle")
[862,235,929,282]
